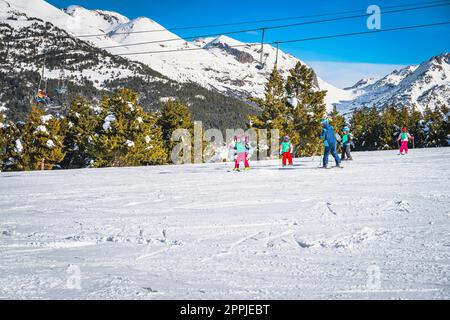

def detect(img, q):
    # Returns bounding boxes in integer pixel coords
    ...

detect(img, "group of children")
[230,134,294,171]
[230,121,414,171]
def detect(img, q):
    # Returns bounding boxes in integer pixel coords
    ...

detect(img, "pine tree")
[408,106,425,148]
[379,106,398,150]
[423,105,450,147]
[0,107,6,168]
[61,97,99,169]
[91,89,167,167]
[286,62,327,156]
[157,99,193,162]
[20,107,65,170]
[441,105,450,146]
[247,68,289,157]
[1,121,27,171]
[350,106,382,151]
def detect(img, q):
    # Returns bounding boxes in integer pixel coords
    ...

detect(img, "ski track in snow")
[0,148,449,299]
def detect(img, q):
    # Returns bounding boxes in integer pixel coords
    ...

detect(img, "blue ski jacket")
[321,123,337,148]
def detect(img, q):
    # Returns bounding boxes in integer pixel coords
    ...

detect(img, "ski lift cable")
[98,2,450,50]
[115,20,450,56]
[75,0,450,38]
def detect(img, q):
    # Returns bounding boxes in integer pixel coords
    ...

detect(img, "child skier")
[397,127,413,155]
[280,135,294,166]
[340,126,353,161]
[320,119,342,168]
[232,135,251,171]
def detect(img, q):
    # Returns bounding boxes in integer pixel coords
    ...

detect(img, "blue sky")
[46,0,450,87]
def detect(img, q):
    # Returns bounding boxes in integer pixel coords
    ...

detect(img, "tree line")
[0,89,194,171]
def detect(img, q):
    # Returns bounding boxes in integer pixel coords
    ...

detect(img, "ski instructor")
[320,118,342,168]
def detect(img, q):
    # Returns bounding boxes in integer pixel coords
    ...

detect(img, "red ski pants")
[399,141,409,154]
[282,152,293,165]
[235,153,249,169]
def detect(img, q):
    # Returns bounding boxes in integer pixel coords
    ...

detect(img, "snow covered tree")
[20,107,65,170]
[423,105,450,147]
[0,106,6,168]
[91,89,167,167]
[248,68,289,156]
[378,106,398,150]
[61,97,99,169]
[157,99,193,162]
[408,107,425,148]
[1,121,27,171]
[286,62,327,156]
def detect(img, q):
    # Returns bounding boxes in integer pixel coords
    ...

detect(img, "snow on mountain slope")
[0,0,123,49]
[0,1,164,91]
[1,148,449,299]
[55,2,352,109]
[0,0,352,110]
[337,53,450,113]
[63,5,130,34]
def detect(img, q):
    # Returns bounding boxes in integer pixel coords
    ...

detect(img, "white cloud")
[305,61,406,89]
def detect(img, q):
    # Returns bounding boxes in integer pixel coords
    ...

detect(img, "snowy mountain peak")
[344,78,378,90]
[64,5,130,33]
[207,35,246,47]
[338,53,450,113]
[123,17,163,32]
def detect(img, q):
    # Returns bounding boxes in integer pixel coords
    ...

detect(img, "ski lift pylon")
[274,42,279,70]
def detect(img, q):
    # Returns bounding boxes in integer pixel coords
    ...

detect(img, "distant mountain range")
[337,53,450,113]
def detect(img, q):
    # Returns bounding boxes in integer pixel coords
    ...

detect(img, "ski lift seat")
[55,87,67,94]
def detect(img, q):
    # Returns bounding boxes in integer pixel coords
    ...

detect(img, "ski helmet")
[283,135,290,142]
[343,126,349,132]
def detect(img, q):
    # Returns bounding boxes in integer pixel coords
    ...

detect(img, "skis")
[318,165,344,169]
[227,168,250,173]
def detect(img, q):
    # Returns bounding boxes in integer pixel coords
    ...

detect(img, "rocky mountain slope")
[337,53,450,113]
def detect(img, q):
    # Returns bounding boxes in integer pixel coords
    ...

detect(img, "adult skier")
[280,135,294,166]
[340,126,353,161]
[397,127,413,155]
[320,119,342,168]
[232,135,251,171]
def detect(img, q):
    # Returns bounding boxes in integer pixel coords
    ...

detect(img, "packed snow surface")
[0,148,449,299]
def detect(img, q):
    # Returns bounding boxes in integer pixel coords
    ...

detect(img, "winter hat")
[402,127,407,132]
[283,135,290,142]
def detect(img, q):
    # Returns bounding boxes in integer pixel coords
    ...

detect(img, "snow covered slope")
[337,53,450,113]
[0,148,449,299]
